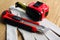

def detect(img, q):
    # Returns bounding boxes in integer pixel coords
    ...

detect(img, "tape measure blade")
[7,24,18,40]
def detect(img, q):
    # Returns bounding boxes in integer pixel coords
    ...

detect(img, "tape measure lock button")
[33,1,43,7]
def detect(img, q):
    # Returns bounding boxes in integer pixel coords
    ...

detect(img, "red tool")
[15,1,49,21]
[2,10,47,33]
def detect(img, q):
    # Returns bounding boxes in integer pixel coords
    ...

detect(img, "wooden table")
[0,0,60,40]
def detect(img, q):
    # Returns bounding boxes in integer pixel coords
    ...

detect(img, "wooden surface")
[0,0,60,40]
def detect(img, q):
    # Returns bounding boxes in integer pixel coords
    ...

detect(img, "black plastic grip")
[3,18,34,32]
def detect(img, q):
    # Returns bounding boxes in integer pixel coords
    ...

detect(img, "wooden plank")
[0,23,5,40]
[0,0,60,40]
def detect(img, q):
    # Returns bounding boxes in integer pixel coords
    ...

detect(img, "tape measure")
[15,1,49,21]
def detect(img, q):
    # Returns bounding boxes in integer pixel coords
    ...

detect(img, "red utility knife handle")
[2,10,38,32]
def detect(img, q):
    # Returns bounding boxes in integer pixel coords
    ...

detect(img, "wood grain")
[0,0,60,40]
